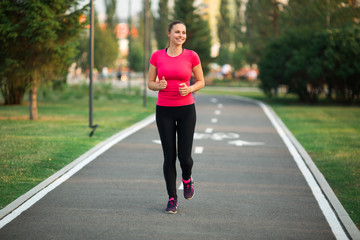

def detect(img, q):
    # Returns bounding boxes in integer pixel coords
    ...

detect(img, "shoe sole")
[165,209,177,214]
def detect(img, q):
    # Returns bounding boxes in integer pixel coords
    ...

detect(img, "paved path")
[0,95,349,239]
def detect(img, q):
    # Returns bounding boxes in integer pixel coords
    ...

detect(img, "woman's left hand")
[179,83,191,96]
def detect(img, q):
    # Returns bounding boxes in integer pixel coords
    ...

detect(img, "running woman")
[148,20,205,214]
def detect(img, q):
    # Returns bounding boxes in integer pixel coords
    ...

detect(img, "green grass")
[202,88,360,229]
[0,84,156,209]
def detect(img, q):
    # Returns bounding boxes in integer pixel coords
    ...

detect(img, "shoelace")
[184,182,192,191]
[168,200,177,207]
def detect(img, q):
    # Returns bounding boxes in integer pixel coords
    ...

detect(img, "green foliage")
[259,26,360,104]
[217,47,232,66]
[76,10,119,72]
[154,0,169,49]
[104,0,118,40]
[218,0,232,46]
[216,0,246,71]
[94,26,119,70]
[244,0,280,64]
[0,0,89,105]
[173,0,212,74]
[129,39,145,72]
[244,0,360,66]
[283,0,360,31]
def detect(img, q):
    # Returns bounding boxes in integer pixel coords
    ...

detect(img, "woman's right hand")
[157,76,167,90]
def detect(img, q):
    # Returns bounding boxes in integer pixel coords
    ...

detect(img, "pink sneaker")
[183,178,194,200]
[165,198,178,214]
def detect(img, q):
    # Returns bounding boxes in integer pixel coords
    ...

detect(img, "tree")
[217,0,233,67]
[259,26,360,104]
[0,0,88,120]
[104,0,118,39]
[244,0,282,64]
[154,0,169,49]
[173,0,212,74]
[76,10,119,75]
[218,0,232,47]
[94,28,119,72]
[283,0,360,32]
[231,0,247,71]
[129,39,145,72]
[233,0,244,47]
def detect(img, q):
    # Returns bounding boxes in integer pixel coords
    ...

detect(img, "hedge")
[259,26,360,104]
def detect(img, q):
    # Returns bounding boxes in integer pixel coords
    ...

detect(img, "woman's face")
[168,23,186,47]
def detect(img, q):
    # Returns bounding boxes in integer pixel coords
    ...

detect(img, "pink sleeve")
[149,51,158,67]
[191,51,200,67]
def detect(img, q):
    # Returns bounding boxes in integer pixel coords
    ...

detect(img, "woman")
[148,20,205,214]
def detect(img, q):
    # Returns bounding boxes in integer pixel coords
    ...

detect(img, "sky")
[80,0,159,22]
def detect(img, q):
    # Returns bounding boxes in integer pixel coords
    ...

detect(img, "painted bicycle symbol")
[194,132,239,141]
[153,131,264,147]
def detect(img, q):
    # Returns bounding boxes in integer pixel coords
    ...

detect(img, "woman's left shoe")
[165,198,178,214]
[183,178,194,200]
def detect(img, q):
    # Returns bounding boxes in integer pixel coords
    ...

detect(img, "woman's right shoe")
[165,197,178,214]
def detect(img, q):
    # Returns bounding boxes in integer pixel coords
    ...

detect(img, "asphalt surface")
[0,95,340,240]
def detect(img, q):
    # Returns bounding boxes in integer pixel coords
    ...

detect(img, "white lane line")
[211,98,218,103]
[214,110,221,115]
[205,128,213,133]
[194,146,204,154]
[218,103,223,108]
[0,115,156,230]
[211,118,218,123]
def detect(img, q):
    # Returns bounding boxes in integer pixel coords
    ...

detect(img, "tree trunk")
[0,77,27,105]
[29,77,38,120]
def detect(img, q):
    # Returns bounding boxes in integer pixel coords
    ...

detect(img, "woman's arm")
[190,64,205,93]
[147,64,159,91]
[179,64,205,96]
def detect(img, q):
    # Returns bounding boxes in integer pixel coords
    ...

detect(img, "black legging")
[156,104,196,200]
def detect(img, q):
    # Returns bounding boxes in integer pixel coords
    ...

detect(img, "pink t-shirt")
[149,48,200,107]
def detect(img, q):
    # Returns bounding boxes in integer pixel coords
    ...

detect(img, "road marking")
[205,128,213,133]
[214,110,221,115]
[228,140,264,146]
[194,146,204,154]
[218,103,223,108]
[194,132,239,141]
[152,140,161,144]
[211,98,218,103]
[211,118,218,123]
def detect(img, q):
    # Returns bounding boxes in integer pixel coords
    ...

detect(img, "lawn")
[0,83,156,209]
[202,88,360,229]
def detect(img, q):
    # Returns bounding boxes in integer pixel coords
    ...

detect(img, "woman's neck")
[166,45,183,57]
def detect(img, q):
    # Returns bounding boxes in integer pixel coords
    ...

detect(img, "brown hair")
[166,20,186,48]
